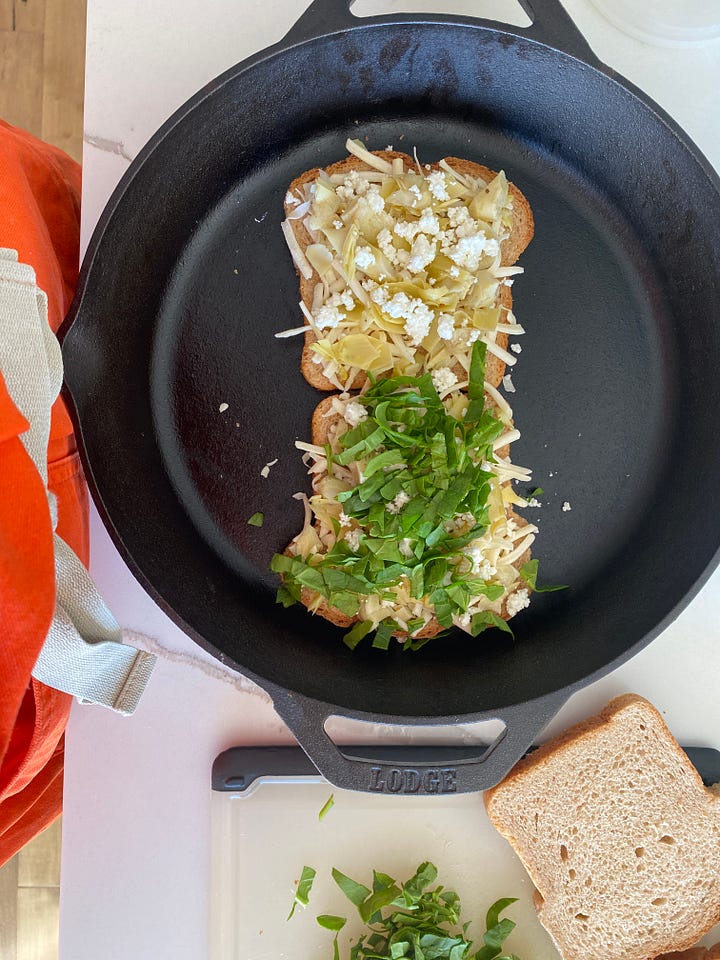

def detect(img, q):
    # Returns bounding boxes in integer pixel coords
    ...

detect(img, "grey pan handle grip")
[266,685,568,794]
[283,0,602,68]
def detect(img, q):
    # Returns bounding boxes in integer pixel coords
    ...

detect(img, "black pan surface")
[62,0,720,791]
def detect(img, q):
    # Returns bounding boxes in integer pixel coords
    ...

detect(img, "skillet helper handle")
[283,0,603,69]
[517,0,602,66]
[283,0,356,42]
[269,688,568,794]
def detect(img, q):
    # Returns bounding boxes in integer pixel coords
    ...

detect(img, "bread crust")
[284,151,533,391]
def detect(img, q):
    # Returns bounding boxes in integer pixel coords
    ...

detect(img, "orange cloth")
[0,120,87,867]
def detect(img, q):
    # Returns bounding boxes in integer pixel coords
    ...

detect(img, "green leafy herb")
[320,861,521,959]
[470,611,514,639]
[527,487,543,499]
[519,559,567,593]
[287,865,316,920]
[271,341,547,651]
[332,868,371,907]
[247,512,264,527]
[317,915,347,931]
[318,794,335,821]
[343,620,374,650]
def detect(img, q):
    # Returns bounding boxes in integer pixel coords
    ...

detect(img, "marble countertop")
[60,2,720,957]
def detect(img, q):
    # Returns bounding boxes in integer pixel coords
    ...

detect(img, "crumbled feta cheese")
[336,170,370,202]
[448,234,488,271]
[383,292,434,346]
[457,613,471,628]
[370,285,389,306]
[449,265,460,278]
[437,313,455,340]
[431,366,458,396]
[345,528,361,551]
[387,490,410,514]
[339,511,351,527]
[418,208,440,235]
[399,538,414,558]
[393,219,420,242]
[447,205,471,228]
[338,289,355,310]
[502,374,516,393]
[361,277,378,291]
[510,343,522,354]
[562,501,572,512]
[484,238,500,258]
[332,220,344,230]
[343,401,367,427]
[354,246,375,270]
[465,546,496,578]
[363,186,385,213]
[406,234,436,273]
[506,587,530,617]
[527,498,542,508]
[314,303,345,329]
[427,171,449,201]
[377,228,403,266]
[218,402,229,413]
[409,184,422,205]
[466,329,481,345]
[313,289,355,328]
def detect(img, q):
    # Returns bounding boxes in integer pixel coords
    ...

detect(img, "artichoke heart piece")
[470,171,509,224]
[312,334,394,374]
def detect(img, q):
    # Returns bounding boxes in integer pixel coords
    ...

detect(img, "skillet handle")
[283,0,602,69]
[267,686,568,794]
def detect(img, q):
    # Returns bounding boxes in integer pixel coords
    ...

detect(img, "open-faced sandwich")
[273,139,544,650]
[278,139,533,392]
[271,341,541,649]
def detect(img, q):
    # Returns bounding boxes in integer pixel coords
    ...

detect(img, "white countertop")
[60,2,720,957]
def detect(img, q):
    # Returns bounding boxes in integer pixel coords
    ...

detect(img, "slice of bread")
[286,394,532,640]
[284,151,533,391]
[658,945,720,960]
[484,694,720,960]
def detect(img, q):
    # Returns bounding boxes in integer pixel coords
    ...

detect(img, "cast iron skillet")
[61,0,720,793]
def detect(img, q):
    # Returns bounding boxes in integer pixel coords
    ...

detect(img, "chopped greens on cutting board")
[210,779,560,960]
[296,860,522,960]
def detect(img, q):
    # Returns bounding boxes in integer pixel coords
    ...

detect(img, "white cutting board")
[210,776,560,960]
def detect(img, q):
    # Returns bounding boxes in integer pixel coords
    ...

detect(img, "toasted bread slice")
[286,394,532,641]
[484,695,720,960]
[285,151,533,392]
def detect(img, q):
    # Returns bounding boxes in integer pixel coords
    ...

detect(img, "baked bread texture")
[484,694,720,960]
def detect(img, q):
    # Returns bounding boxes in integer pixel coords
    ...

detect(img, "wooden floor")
[0,820,62,960]
[0,0,87,162]
[0,3,87,956]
